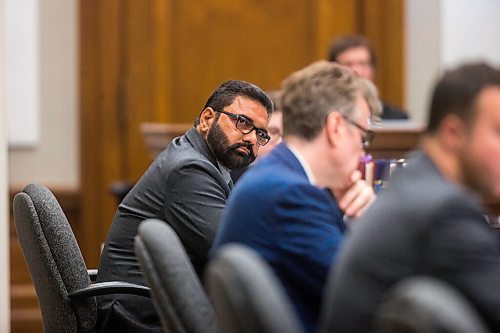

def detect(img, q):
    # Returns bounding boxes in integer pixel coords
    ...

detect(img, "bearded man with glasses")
[96,80,273,333]
[212,61,381,333]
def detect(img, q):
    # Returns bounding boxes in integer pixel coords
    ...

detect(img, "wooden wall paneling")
[360,0,405,109]
[312,0,359,60]
[169,0,314,124]
[80,0,122,267]
[122,1,175,180]
[382,0,405,109]
[79,0,100,265]
[95,0,123,266]
[150,0,173,125]
[122,0,156,180]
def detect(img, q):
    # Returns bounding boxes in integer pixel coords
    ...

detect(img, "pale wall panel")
[8,0,78,188]
[0,0,11,330]
[406,0,500,126]
[405,0,440,125]
[4,0,39,147]
[441,0,500,67]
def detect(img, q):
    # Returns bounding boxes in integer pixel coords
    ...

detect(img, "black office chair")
[13,183,150,333]
[206,244,304,333]
[374,276,490,333]
[134,218,218,333]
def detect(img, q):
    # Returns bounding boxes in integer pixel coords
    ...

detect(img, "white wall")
[441,0,500,67]
[405,0,440,126]
[8,0,78,189]
[406,0,500,126]
[5,0,40,147]
[0,0,11,330]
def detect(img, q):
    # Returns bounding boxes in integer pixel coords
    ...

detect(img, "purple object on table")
[373,159,391,192]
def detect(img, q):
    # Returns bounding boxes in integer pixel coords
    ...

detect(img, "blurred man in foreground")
[323,62,500,332]
[212,61,381,332]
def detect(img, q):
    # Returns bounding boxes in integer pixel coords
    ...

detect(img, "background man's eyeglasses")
[342,115,375,149]
[216,110,270,146]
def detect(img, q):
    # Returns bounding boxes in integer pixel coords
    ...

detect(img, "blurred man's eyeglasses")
[342,115,375,150]
[216,110,271,146]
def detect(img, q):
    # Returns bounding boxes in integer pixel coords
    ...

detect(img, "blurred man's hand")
[335,170,375,218]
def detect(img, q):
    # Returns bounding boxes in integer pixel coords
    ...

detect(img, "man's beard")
[207,122,257,170]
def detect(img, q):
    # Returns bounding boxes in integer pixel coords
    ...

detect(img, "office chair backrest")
[206,244,304,333]
[134,219,218,333]
[374,276,490,333]
[13,184,96,333]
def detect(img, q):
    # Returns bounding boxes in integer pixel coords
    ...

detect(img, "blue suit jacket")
[212,143,346,333]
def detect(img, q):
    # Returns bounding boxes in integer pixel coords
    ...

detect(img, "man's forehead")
[224,96,269,126]
[228,95,258,108]
[228,96,267,115]
[477,86,500,109]
[339,47,371,60]
[472,86,500,122]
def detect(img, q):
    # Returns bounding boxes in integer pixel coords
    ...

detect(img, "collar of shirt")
[287,143,316,185]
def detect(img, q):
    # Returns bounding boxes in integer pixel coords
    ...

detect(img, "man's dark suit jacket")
[96,128,233,333]
[381,102,408,120]
[212,143,346,333]
[322,151,500,333]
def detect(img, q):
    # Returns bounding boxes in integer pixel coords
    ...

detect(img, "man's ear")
[198,107,217,133]
[439,114,466,153]
[325,111,342,147]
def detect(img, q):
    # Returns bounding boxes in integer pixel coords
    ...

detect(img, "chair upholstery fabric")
[206,244,304,333]
[134,219,218,333]
[374,276,490,333]
[13,184,96,333]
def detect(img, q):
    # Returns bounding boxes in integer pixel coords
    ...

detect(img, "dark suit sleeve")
[426,198,500,329]
[273,183,345,295]
[382,103,409,120]
[163,162,228,262]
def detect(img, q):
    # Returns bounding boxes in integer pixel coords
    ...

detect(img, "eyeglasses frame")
[215,109,271,146]
[342,115,375,150]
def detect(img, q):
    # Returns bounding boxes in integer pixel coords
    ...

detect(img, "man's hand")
[335,170,375,218]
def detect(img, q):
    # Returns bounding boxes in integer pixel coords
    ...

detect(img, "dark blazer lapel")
[184,127,233,187]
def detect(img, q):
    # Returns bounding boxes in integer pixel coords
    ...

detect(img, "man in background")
[97,80,273,333]
[323,62,500,332]
[328,34,408,120]
[212,61,381,333]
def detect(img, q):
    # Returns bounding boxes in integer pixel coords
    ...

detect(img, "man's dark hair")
[328,35,377,67]
[427,62,500,133]
[194,80,273,126]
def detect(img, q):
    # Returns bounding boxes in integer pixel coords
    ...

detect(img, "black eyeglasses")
[216,110,271,146]
[342,115,375,149]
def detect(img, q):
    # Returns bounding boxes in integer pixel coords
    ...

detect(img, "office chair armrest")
[87,269,98,281]
[67,281,151,300]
